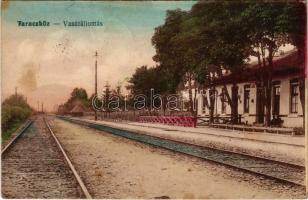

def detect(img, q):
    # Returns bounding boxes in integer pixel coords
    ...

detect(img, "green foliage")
[152,1,305,85]
[64,88,90,111]
[127,65,168,107]
[152,9,189,93]
[1,94,32,140]
[240,1,306,125]
[2,121,24,142]
[152,1,252,94]
[279,2,306,55]
[2,94,31,109]
[102,83,112,111]
[149,0,305,122]
[89,93,102,108]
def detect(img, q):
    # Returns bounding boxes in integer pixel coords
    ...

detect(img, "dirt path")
[50,117,305,199]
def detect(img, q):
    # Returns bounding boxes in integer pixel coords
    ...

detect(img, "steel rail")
[59,116,304,168]
[110,120,305,168]
[43,117,92,199]
[1,120,33,155]
[58,116,305,188]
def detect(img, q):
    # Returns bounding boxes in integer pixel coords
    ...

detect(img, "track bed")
[1,117,85,199]
[59,116,305,187]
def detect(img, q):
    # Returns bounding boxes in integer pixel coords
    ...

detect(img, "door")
[272,85,280,119]
[256,86,264,124]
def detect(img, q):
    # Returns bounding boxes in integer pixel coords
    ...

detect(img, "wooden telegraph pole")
[94,51,98,121]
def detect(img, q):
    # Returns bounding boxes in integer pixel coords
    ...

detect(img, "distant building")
[196,50,304,128]
[57,105,66,115]
[70,104,85,117]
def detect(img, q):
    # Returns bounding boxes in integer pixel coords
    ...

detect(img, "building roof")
[213,50,304,85]
[70,104,85,113]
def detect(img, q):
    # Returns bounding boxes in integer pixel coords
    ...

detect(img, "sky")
[1,1,195,111]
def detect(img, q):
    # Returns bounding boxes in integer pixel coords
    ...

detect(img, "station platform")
[67,117,305,166]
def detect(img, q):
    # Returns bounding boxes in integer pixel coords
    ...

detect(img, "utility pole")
[37,101,39,112]
[94,51,98,121]
[103,82,111,119]
[41,103,44,113]
[15,87,17,96]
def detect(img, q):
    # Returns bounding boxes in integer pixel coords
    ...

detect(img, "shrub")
[1,94,32,134]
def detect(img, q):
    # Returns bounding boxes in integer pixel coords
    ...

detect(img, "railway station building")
[196,50,305,128]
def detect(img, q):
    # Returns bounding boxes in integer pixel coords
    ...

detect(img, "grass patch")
[1,122,24,143]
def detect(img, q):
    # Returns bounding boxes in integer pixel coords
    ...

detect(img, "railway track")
[1,115,91,199]
[58,116,305,188]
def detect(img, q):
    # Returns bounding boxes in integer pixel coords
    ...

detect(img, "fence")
[83,110,192,122]
[139,116,197,127]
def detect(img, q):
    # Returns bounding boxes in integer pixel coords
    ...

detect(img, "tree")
[2,94,32,133]
[127,65,168,113]
[152,1,250,119]
[152,9,205,115]
[102,82,111,116]
[242,1,306,126]
[64,88,90,111]
[151,1,306,125]
[189,1,306,125]
[152,9,188,94]
[281,2,306,127]
[190,1,250,122]
[2,93,31,109]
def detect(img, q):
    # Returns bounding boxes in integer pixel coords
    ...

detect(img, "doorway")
[272,85,280,119]
[256,86,265,124]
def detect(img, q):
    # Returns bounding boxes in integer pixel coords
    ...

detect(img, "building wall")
[197,94,204,115]
[279,79,290,116]
[238,82,257,124]
[278,78,303,127]
[196,77,303,128]
[215,85,230,115]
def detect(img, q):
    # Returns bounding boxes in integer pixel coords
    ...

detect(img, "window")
[290,83,299,113]
[221,88,226,114]
[274,86,280,95]
[243,85,250,113]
